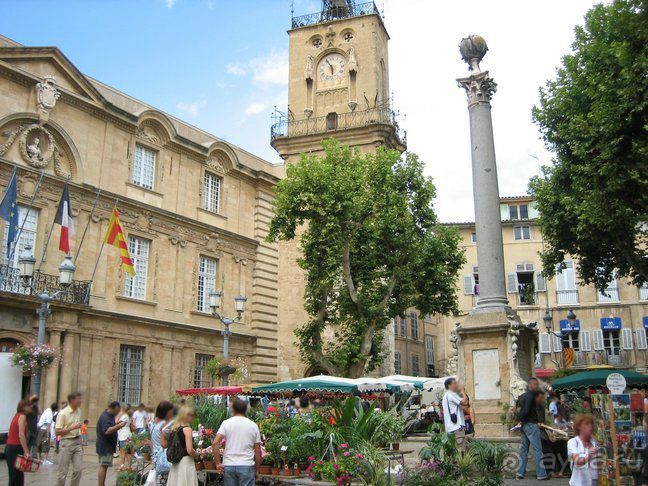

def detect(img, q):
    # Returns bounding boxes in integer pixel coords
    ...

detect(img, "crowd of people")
[440,376,608,486]
[5,393,263,486]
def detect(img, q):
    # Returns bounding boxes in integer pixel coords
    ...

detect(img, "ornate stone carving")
[446,322,460,375]
[304,108,313,119]
[348,47,358,73]
[136,126,162,145]
[206,154,226,173]
[457,71,497,107]
[35,75,61,121]
[233,256,248,266]
[169,235,187,247]
[304,55,314,81]
[325,26,336,47]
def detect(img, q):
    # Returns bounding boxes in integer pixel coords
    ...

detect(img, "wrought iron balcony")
[271,105,406,146]
[0,264,91,306]
[291,1,380,29]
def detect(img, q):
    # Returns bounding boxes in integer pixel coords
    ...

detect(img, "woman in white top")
[117,405,135,470]
[567,414,598,486]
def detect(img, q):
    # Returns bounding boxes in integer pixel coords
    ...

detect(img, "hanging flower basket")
[205,356,250,384]
[11,342,61,372]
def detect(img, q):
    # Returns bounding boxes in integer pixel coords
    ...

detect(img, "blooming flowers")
[11,342,60,372]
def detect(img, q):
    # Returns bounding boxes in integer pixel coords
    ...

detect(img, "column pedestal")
[448,306,536,437]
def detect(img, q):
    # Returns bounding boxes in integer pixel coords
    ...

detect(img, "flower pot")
[271,467,280,475]
[203,460,215,470]
[392,442,400,451]
[259,465,272,475]
[292,467,300,476]
[195,461,204,471]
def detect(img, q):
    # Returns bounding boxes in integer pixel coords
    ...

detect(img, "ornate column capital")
[457,71,497,107]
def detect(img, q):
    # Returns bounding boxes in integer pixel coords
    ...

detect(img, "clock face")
[318,53,347,89]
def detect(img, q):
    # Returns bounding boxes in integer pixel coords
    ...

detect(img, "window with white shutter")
[580,331,591,352]
[552,334,563,352]
[535,272,546,292]
[635,329,648,350]
[621,328,634,350]
[506,272,518,293]
[593,330,604,351]
[463,275,474,295]
[539,333,551,354]
[424,335,434,365]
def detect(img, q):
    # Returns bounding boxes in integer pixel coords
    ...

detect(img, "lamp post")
[18,246,75,397]
[543,308,577,370]
[208,290,247,386]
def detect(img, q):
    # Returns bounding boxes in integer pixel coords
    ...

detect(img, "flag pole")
[73,187,101,265]
[7,170,45,265]
[88,197,120,286]
[36,180,68,273]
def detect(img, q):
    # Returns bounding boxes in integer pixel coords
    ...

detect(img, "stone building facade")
[0,35,282,422]
[271,3,406,380]
[392,312,438,378]
[433,196,648,378]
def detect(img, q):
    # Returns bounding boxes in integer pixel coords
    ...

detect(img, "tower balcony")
[291,1,380,29]
[271,105,406,150]
[0,264,91,306]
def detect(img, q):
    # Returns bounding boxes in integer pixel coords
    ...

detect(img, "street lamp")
[566,308,577,330]
[208,290,247,386]
[543,310,553,333]
[19,246,76,397]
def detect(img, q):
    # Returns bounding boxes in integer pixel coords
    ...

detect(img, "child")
[80,419,89,446]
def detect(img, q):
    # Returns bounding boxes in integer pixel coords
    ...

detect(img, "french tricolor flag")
[54,183,74,254]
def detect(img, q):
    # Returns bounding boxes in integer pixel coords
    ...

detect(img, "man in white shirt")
[132,403,148,433]
[213,398,262,485]
[442,377,468,450]
[37,402,58,464]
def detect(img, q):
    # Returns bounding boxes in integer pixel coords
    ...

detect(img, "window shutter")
[535,272,546,292]
[463,275,474,295]
[552,334,563,353]
[506,272,518,293]
[621,328,634,350]
[539,333,551,354]
[593,330,604,351]
[580,331,591,352]
[635,329,648,350]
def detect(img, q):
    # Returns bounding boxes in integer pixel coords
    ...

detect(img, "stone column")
[43,329,61,406]
[58,331,76,399]
[449,36,537,437]
[457,36,508,309]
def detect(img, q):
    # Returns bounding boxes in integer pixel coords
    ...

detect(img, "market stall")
[551,369,648,392]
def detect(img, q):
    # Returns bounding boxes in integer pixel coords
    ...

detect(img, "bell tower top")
[272,0,405,160]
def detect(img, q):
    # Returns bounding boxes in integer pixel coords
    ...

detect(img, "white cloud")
[244,102,268,116]
[176,100,206,118]
[164,0,177,8]
[226,63,247,76]
[226,50,288,87]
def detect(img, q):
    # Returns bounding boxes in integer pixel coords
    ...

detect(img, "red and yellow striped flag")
[104,208,135,277]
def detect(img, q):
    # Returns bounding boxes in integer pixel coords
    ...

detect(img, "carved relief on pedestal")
[446,322,461,375]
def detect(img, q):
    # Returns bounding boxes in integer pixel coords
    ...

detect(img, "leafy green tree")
[530,0,648,289]
[268,140,464,377]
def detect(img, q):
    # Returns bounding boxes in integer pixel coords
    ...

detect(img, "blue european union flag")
[0,169,19,259]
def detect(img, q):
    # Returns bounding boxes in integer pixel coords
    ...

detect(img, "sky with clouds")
[0,0,599,221]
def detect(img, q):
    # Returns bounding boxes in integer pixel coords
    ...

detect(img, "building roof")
[0,34,282,179]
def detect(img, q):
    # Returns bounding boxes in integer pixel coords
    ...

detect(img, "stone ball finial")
[459,35,488,72]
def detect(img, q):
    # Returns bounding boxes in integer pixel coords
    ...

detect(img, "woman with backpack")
[164,405,198,486]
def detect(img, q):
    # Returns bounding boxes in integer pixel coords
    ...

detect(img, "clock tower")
[272,0,405,379]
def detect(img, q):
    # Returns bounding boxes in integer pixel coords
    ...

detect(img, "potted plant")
[292,462,300,476]
[259,455,273,475]
[139,443,151,462]
[116,471,137,486]
[202,450,215,470]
